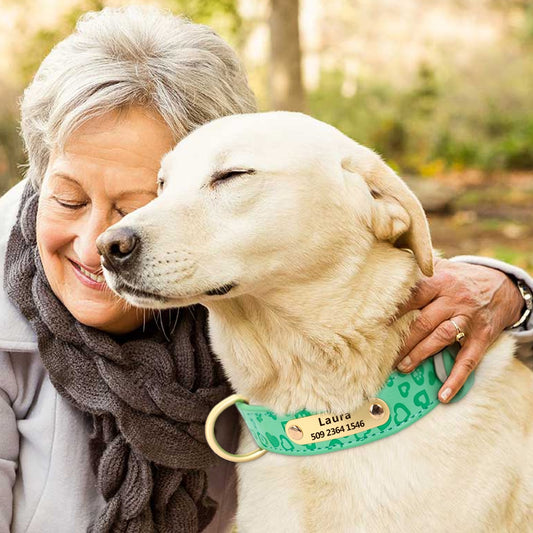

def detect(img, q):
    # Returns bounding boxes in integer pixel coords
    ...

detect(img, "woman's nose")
[96,227,140,272]
[73,210,115,268]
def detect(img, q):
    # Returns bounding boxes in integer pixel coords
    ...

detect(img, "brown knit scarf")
[4,181,231,532]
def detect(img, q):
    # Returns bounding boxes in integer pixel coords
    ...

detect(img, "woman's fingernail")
[397,356,412,372]
[440,387,452,402]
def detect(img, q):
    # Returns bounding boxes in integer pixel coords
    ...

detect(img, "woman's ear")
[341,142,434,277]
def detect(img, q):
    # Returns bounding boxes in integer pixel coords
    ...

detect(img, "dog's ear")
[341,143,434,277]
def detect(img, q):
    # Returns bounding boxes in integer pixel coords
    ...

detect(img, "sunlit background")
[1,0,532,271]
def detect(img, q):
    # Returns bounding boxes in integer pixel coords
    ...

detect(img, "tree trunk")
[269,0,306,111]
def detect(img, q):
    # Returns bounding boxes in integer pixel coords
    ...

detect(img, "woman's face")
[36,106,176,334]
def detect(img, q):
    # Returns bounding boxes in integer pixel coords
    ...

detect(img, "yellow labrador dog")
[97,112,533,532]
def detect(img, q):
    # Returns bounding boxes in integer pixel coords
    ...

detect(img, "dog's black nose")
[96,227,140,270]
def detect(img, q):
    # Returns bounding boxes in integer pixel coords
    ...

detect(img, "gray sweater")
[0,180,531,532]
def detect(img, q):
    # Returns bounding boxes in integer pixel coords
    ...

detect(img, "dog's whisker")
[170,307,180,335]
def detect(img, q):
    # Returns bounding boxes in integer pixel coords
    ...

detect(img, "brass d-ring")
[205,394,267,463]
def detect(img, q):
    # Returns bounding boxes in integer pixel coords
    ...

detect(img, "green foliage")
[0,113,25,194]
[17,0,105,87]
[3,0,532,189]
[164,0,242,42]
[16,0,241,87]
[519,2,533,43]
[308,61,533,174]
[492,245,533,272]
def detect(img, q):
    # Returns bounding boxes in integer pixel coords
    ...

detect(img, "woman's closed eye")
[115,205,141,218]
[53,196,87,209]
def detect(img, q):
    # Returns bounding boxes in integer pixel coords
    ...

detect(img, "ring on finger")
[450,318,466,345]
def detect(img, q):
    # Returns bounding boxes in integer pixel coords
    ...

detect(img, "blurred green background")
[0,0,532,271]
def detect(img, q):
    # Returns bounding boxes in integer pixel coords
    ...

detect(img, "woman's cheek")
[36,199,78,284]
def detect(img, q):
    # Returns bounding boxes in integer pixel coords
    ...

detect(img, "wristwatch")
[510,279,533,329]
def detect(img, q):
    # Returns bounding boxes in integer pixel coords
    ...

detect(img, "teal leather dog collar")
[230,345,474,457]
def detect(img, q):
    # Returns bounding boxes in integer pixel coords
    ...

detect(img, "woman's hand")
[395,258,524,402]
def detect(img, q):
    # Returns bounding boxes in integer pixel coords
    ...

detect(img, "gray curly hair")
[20,5,257,189]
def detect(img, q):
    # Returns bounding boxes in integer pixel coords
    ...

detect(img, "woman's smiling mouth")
[69,259,107,290]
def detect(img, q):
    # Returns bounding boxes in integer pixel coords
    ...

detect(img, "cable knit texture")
[4,181,231,532]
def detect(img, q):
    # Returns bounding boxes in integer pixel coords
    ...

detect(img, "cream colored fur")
[102,112,533,532]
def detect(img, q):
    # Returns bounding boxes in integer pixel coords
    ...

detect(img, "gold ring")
[450,319,466,345]
[205,394,267,463]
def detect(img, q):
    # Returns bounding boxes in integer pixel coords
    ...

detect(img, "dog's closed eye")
[211,168,256,186]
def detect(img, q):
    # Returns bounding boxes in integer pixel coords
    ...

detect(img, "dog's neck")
[206,243,421,414]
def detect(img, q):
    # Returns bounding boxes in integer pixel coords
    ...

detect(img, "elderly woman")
[0,5,531,533]
[1,7,254,533]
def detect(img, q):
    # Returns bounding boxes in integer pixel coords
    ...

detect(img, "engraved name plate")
[284,398,390,445]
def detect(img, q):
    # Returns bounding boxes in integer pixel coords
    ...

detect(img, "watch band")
[510,279,533,329]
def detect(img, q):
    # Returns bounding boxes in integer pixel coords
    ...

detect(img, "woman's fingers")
[393,258,451,321]
[397,299,453,360]
[398,315,484,403]
[395,275,440,317]
[397,314,469,373]
[393,258,525,404]
[438,337,489,402]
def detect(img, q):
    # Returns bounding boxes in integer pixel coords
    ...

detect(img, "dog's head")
[97,112,433,308]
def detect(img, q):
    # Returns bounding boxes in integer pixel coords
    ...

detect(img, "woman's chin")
[61,287,147,334]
